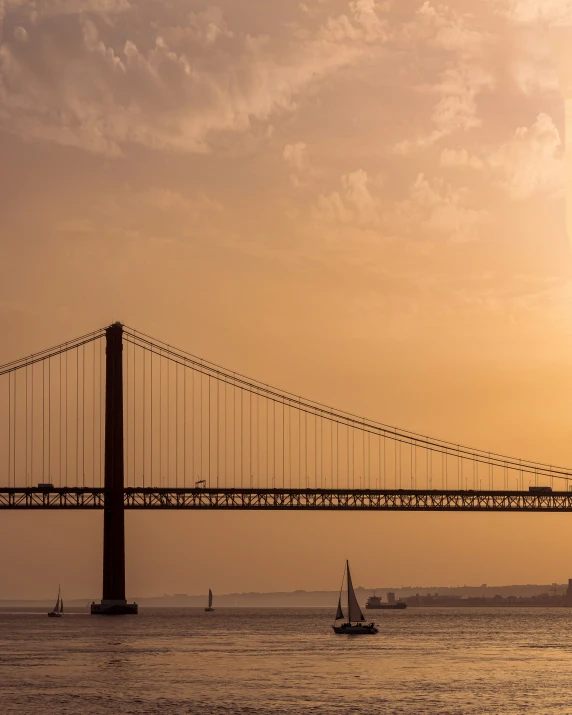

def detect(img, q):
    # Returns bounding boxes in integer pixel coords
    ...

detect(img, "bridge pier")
[91,322,137,616]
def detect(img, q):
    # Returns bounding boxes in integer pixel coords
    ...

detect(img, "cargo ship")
[365,592,407,610]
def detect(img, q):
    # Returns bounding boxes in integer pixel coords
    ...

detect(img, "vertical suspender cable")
[14,370,17,486]
[133,342,136,487]
[167,358,170,486]
[306,411,309,488]
[200,369,203,481]
[8,373,11,487]
[14,370,17,485]
[192,367,195,482]
[25,362,28,486]
[31,364,34,485]
[337,421,341,490]
[99,340,102,487]
[223,374,226,487]
[47,357,50,482]
[42,360,45,482]
[346,424,349,490]
[208,375,211,486]
[93,341,96,487]
[289,405,292,489]
[298,399,301,488]
[217,377,220,488]
[59,351,62,486]
[160,352,162,486]
[143,348,146,487]
[150,345,153,482]
[66,350,69,484]
[82,344,85,487]
[176,363,179,488]
[233,376,236,488]
[76,348,79,484]
[183,363,186,487]
[126,340,129,487]
[314,412,317,488]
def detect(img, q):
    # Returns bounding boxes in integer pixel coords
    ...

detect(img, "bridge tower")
[91,322,138,615]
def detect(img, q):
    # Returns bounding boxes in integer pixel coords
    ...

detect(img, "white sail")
[208,589,213,608]
[346,561,365,622]
[335,596,344,621]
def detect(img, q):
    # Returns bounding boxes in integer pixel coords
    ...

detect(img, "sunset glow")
[1,0,572,598]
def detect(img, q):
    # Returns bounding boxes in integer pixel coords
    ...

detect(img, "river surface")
[1,607,572,714]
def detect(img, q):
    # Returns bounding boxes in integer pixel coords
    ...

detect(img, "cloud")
[182,7,233,47]
[489,113,565,200]
[415,1,488,57]
[393,4,494,153]
[500,0,572,25]
[394,63,494,153]
[431,64,494,135]
[313,169,379,225]
[393,173,491,242]
[9,0,132,18]
[283,141,310,188]
[341,169,379,223]
[440,148,484,170]
[0,1,387,157]
[283,141,308,172]
[13,25,27,42]
[321,0,389,43]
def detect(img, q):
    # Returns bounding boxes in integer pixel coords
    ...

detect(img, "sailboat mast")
[346,560,350,623]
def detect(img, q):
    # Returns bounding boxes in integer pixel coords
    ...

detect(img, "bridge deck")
[1,488,571,511]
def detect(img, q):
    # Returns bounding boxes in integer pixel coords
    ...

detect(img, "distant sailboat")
[205,588,214,612]
[48,586,64,618]
[333,561,378,635]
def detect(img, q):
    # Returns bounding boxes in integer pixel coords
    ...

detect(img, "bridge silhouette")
[2,323,571,612]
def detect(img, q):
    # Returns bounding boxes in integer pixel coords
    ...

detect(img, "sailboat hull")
[205,607,214,612]
[47,612,63,618]
[333,623,378,635]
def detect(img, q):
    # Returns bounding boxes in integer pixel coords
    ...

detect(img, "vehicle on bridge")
[529,486,552,493]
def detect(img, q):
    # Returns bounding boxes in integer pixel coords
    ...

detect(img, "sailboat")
[333,561,378,634]
[205,588,214,612]
[48,586,64,618]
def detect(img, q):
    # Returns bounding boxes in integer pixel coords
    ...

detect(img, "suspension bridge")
[1,323,571,613]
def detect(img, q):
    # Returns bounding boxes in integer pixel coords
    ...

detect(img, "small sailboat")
[333,561,378,634]
[48,586,64,618]
[205,588,214,612]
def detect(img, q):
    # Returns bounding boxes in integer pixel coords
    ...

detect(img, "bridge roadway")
[1,487,572,511]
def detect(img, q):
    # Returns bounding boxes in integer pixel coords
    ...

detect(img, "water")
[2,607,572,714]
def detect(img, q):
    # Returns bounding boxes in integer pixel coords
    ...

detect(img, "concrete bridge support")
[91,322,137,615]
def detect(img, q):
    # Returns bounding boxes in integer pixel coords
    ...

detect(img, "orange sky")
[2,0,572,599]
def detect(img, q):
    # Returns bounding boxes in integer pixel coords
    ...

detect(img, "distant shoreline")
[1,603,570,611]
[2,583,570,608]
